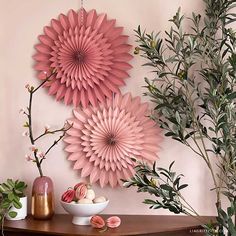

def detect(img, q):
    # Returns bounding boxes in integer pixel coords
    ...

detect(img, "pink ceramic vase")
[31,176,55,220]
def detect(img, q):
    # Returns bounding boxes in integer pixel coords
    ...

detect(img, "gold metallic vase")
[31,176,55,220]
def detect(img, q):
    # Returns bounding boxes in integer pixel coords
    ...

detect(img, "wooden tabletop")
[4,214,215,236]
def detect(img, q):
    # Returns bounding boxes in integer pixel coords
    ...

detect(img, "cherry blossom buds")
[25,84,30,89]
[61,189,75,203]
[22,131,29,137]
[38,151,45,158]
[44,124,50,132]
[64,120,73,129]
[90,215,105,229]
[75,183,88,200]
[19,108,26,114]
[25,154,33,162]
[29,145,37,152]
[106,216,121,228]
[25,83,34,92]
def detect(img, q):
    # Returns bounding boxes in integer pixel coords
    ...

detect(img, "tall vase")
[31,176,54,220]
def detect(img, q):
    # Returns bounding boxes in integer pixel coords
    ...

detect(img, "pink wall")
[0,0,217,215]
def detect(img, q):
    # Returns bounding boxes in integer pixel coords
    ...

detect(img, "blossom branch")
[27,71,56,145]
[34,127,67,142]
[27,84,43,176]
[31,71,56,94]
[39,123,72,165]
[23,70,72,177]
[33,151,43,177]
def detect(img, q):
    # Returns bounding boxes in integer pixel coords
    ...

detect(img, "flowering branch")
[34,127,66,142]
[22,71,72,177]
[39,124,72,165]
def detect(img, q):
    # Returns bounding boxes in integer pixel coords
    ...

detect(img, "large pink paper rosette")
[33,9,133,107]
[64,93,162,188]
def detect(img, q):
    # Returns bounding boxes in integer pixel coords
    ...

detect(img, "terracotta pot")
[31,176,54,220]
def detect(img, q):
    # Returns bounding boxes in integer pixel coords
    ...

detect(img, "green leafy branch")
[123,161,201,218]
[128,0,236,235]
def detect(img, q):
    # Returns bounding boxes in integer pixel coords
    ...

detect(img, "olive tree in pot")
[0,179,27,233]
[123,0,236,235]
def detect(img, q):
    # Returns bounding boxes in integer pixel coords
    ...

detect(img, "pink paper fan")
[64,93,162,188]
[33,9,133,107]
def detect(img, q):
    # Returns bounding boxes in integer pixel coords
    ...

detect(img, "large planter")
[31,176,54,220]
[6,196,27,221]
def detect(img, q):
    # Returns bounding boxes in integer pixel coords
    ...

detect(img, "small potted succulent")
[0,179,27,224]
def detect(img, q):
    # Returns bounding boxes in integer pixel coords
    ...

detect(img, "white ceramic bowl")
[60,200,109,225]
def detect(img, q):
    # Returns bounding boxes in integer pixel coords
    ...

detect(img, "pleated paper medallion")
[33,9,133,107]
[64,93,162,187]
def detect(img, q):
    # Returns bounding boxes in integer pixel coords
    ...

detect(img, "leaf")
[178,184,188,191]
[159,172,171,181]
[216,216,225,227]
[169,161,175,171]
[169,205,181,214]
[15,181,26,190]
[159,184,173,192]
[173,177,181,187]
[152,204,163,209]
[218,208,228,220]
[143,199,157,205]
[2,199,11,209]
[122,181,134,188]
[0,185,6,193]
[228,218,236,235]
[7,179,14,188]
[8,211,17,218]
[227,206,234,216]
[221,191,234,200]
[172,137,183,143]
[8,192,14,201]
[12,194,20,203]
[14,190,23,195]
[137,25,141,34]
[167,117,178,125]
[184,131,196,140]
[2,183,11,191]
[227,91,236,99]
[12,200,22,209]
[165,132,176,137]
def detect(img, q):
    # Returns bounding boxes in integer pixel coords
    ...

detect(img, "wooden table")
[4,214,215,236]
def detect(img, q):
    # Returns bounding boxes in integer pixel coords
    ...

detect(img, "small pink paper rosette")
[64,93,162,187]
[33,9,133,107]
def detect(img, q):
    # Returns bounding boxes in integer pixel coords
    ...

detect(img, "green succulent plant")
[0,179,27,222]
